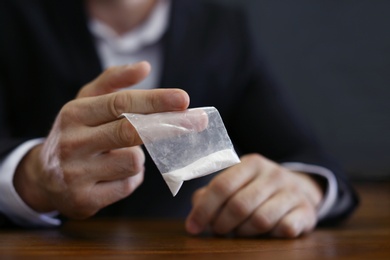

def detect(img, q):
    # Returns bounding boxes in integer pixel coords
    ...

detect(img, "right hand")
[14,62,190,219]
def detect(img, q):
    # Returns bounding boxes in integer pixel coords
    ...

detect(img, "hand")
[14,62,190,219]
[185,154,324,238]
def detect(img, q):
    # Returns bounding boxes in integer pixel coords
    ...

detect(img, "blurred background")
[215,0,390,181]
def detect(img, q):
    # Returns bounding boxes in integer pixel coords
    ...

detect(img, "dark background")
[216,0,390,181]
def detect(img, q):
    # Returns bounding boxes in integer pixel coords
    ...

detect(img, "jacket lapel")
[45,0,102,87]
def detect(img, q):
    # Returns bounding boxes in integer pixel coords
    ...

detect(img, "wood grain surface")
[1,182,389,259]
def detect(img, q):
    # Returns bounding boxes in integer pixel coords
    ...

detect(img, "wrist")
[13,144,55,213]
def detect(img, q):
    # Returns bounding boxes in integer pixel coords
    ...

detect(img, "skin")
[186,155,322,238]
[13,0,324,238]
[14,62,190,218]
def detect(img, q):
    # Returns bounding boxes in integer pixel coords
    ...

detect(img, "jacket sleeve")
[0,78,24,228]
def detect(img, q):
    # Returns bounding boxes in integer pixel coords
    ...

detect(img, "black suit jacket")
[0,0,358,226]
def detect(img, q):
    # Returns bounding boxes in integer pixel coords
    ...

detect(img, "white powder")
[162,149,240,196]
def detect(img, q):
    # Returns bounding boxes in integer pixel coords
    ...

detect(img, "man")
[0,0,358,237]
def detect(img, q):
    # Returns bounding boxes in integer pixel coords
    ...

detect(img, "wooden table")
[1,182,389,259]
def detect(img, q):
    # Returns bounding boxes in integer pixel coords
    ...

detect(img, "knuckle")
[58,101,78,126]
[110,160,131,177]
[227,198,251,219]
[110,92,130,117]
[242,153,265,166]
[288,182,301,193]
[251,212,273,232]
[268,167,287,187]
[242,153,274,176]
[209,175,236,198]
[110,149,145,176]
[117,119,136,146]
[148,91,162,111]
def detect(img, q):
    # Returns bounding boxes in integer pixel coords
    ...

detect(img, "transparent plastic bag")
[121,106,240,196]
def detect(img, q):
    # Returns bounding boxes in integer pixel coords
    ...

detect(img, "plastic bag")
[121,106,240,196]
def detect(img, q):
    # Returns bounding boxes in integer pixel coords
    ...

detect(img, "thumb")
[77,61,151,98]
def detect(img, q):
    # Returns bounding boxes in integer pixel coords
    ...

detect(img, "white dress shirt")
[0,0,336,227]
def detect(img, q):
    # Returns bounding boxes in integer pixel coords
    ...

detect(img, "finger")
[207,154,284,235]
[270,202,317,238]
[71,88,190,126]
[74,119,142,154]
[211,176,280,235]
[192,187,207,205]
[86,146,145,182]
[77,61,151,98]
[121,107,209,145]
[146,107,209,133]
[234,190,301,237]
[78,107,209,153]
[185,157,259,235]
[92,173,144,213]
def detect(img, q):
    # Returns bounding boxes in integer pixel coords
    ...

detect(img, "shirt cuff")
[0,138,61,228]
[281,162,338,220]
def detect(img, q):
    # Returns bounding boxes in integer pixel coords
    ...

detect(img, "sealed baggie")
[121,107,240,196]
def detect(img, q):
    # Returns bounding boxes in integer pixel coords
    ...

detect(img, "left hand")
[185,153,324,238]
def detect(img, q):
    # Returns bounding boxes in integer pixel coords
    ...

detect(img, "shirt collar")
[88,0,171,53]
